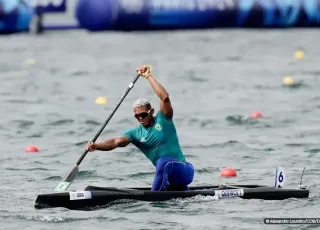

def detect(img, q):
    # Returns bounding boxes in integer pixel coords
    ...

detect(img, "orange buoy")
[250,111,263,118]
[221,167,237,177]
[25,145,39,153]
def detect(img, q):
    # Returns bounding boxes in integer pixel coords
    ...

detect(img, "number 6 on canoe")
[274,166,286,188]
[53,74,141,193]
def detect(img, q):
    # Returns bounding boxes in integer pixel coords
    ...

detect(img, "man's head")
[133,98,154,127]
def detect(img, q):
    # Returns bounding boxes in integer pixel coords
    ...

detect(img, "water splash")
[170,194,219,204]
[16,215,113,223]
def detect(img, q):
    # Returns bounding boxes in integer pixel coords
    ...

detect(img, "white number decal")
[69,191,92,200]
[216,189,244,198]
[274,167,286,188]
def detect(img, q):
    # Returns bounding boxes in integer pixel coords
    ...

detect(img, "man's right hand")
[85,141,98,152]
[136,65,151,78]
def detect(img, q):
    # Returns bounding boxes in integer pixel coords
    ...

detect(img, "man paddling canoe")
[85,65,194,191]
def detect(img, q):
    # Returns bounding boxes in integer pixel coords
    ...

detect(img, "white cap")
[133,98,150,108]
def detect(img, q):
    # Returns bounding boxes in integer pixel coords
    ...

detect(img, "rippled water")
[0,29,320,230]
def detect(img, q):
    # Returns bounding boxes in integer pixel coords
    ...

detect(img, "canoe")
[34,184,309,210]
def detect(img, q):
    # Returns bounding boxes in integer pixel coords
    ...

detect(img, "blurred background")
[1,0,320,230]
[1,0,320,34]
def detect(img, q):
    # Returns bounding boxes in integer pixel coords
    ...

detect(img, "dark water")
[0,29,319,230]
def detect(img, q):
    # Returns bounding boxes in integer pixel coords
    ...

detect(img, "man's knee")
[169,162,194,185]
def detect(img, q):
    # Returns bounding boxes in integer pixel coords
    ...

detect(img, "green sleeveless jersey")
[123,111,185,166]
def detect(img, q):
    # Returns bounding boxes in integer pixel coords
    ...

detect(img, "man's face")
[134,106,154,126]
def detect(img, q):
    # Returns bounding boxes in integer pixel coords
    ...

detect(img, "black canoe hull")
[34,184,309,210]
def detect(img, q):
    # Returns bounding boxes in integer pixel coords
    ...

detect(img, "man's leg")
[160,161,194,191]
[152,157,195,191]
[151,157,174,191]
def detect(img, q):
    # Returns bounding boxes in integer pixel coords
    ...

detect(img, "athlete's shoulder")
[156,110,173,122]
[123,125,142,142]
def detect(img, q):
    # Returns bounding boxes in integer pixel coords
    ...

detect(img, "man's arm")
[92,136,130,151]
[147,75,173,117]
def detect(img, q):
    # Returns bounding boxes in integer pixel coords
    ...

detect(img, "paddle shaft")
[75,74,140,166]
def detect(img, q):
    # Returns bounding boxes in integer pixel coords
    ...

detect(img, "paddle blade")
[53,181,71,193]
[53,165,79,192]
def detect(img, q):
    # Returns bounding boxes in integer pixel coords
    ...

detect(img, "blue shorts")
[152,157,194,191]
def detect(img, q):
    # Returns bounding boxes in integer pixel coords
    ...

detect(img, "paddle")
[53,74,141,192]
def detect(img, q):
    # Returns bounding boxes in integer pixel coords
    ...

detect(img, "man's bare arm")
[86,136,130,152]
